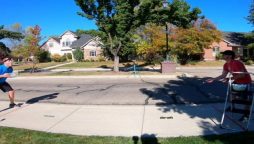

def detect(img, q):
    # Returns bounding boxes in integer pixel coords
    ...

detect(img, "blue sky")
[1,0,253,40]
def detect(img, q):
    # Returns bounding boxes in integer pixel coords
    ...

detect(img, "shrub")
[73,48,84,62]
[98,56,105,62]
[245,60,254,65]
[51,54,61,62]
[38,50,51,62]
[215,53,223,60]
[66,53,72,60]
[60,55,67,62]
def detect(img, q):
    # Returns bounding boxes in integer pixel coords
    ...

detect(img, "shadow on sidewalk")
[139,75,236,138]
[26,93,59,104]
[0,103,23,113]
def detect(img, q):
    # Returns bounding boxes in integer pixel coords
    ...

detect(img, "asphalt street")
[1,67,253,105]
[1,75,227,105]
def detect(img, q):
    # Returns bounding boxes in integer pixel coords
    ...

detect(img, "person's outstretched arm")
[206,70,228,83]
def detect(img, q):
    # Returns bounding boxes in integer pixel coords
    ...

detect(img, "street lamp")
[162,0,169,61]
[160,0,176,73]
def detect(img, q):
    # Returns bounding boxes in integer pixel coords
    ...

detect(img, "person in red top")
[206,50,252,121]
[206,50,252,84]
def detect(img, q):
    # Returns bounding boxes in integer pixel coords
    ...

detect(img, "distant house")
[203,32,253,61]
[41,30,103,60]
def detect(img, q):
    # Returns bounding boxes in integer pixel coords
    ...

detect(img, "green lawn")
[17,70,164,77]
[14,60,226,76]
[12,60,226,71]
[0,127,254,144]
[13,62,65,70]
[57,61,116,68]
[56,61,154,69]
[58,61,226,69]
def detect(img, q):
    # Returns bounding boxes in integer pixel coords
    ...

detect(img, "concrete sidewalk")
[0,101,253,137]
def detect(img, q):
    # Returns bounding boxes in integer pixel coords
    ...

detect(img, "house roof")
[40,36,60,48]
[222,32,250,47]
[59,30,78,38]
[51,37,60,43]
[70,34,94,48]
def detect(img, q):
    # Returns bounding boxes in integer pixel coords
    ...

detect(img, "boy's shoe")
[9,103,17,108]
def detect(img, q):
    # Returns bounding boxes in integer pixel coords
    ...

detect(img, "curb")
[10,74,180,79]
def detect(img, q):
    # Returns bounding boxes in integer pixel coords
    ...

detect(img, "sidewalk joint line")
[46,105,82,132]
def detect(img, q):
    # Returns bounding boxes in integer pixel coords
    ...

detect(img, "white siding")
[47,39,62,55]
[60,31,77,55]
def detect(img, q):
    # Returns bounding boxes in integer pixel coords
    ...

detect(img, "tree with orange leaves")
[135,19,221,65]
[22,25,41,73]
[135,24,166,64]
[172,19,222,64]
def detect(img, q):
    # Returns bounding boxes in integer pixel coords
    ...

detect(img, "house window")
[90,50,96,57]
[62,39,72,47]
[237,47,242,56]
[65,39,71,47]
[212,46,220,56]
[48,42,54,47]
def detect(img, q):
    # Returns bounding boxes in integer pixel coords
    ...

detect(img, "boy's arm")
[0,73,11,78]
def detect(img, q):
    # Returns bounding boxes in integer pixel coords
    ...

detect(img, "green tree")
[0,25,23,58]
[0,42,11,57]
[73,48,84,62]
[246,1,254,49]
[152,0,201,28]
[0,25,23,40]
[75,29,103,37]
[75,0,164,72]
[247,0,254,25]
[7,23,25,50]
[245,33,254,49]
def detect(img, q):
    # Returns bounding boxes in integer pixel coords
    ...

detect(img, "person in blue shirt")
[0,56,16,108]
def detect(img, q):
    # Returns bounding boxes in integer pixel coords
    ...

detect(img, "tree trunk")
[31,61,36,73]
[113,55,119,72]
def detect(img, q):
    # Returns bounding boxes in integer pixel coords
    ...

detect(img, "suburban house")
[41,31,252,62]
[203,32,253,61]
[40,30,102,60]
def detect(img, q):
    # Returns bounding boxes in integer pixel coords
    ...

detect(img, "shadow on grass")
[201,131,254,144]
[132,134,159,144]
[132,132,254,144]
